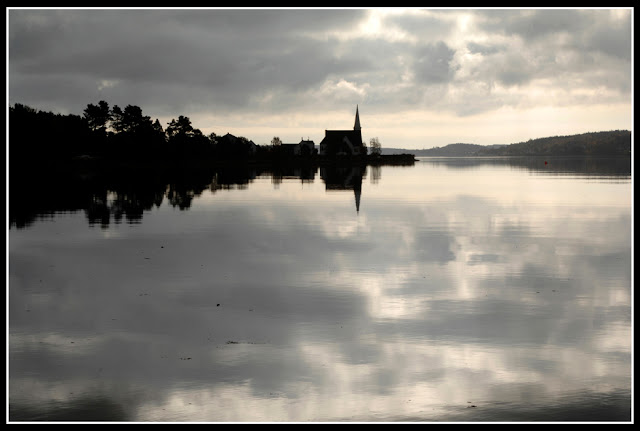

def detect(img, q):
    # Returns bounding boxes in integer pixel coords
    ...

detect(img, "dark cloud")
[501,9,586,41]
[9,9,375,118]
[466,41,502,56]
[412,41,458,85]
[472,9,631,63]
[162,8,367,35]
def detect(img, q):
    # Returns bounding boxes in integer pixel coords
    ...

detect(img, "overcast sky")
[7,7,633,149]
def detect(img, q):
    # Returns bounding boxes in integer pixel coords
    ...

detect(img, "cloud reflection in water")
[9,158,631,422]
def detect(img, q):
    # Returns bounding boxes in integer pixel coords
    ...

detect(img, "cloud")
[412,41,458,85]
[8,9,367,113]
[7,8,632,148]
[467,9,632,88]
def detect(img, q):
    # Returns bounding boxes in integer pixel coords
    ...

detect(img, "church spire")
[354,105,361,131]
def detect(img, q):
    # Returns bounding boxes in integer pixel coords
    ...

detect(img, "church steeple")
[354,105,361,131]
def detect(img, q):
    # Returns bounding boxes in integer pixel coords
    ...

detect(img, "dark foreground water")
[8,157,632,422]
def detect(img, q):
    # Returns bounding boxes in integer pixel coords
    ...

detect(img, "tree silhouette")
[10,103,90,161]
[83,100,111,134]
[166,115,195,139]
[369,137,382,156]
[152,119,164,136]
[105,104,165,160]
[122,105,152,134]
[165,115,213,159]
[110,105,125,134]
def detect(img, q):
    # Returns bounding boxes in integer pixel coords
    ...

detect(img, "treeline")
[475,130,631,157]
[9,101,260,165]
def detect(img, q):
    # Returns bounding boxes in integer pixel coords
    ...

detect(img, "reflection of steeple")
[354,105,361,131]
[320,164,364,214]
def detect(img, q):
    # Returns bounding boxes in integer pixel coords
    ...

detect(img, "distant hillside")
[475,130,631,156]
[414,143,505,156]
[382,130,631,157]
[382,144,479,156]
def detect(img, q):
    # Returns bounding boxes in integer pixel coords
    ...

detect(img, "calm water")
[8,157,632,422]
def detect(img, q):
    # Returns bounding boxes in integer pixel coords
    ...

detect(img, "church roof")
[319,129,363,147]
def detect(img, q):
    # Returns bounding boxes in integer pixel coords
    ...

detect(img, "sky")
[7,7,634,150]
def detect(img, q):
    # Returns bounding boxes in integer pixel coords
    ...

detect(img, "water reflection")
[321,165,365,213]
[8,157,632,422]
[420,156,631,178]
[269,164,317,187]
[9,157,630,230]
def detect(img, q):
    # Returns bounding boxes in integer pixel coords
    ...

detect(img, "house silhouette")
[280,139,316,156]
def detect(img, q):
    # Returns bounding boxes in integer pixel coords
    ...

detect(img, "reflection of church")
[319,106,367,157]
[317,106,367,212]
[321,165,365,213]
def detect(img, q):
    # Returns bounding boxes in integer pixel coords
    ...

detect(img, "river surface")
[8,156,632,422]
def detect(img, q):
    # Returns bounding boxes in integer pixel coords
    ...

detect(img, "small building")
[281,139,316,156]
[297,139,315,156]
[319,106,366,157]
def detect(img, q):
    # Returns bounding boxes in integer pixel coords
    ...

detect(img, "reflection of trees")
[9,163,258,229]
[10,160,306,229]
[85,189,166,227]
[81,169,170,228]
[369,165,381,184]
[9,161,369,228]
[212,166,257,191]
[267,165,317,186]
[166,185,197,211]
[263,165,317,189]
[165,167,220,210]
